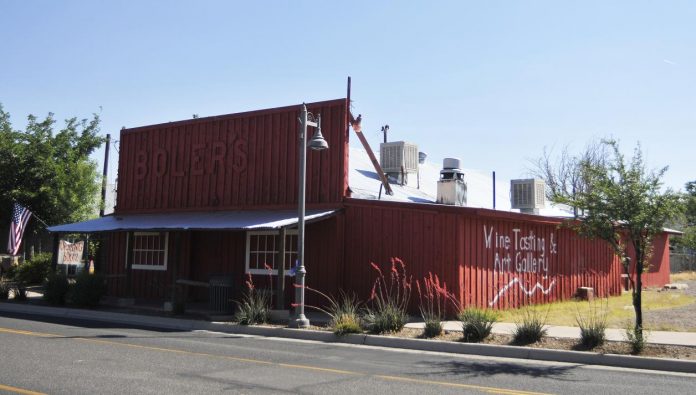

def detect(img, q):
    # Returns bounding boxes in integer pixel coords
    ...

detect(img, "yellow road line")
[0,326,553,395]
[375,375,551,395]
[0,327,58,337]
[278,363,358,375]
[0,383,46,395]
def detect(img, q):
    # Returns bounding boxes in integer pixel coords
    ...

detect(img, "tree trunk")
[633,247,644,337]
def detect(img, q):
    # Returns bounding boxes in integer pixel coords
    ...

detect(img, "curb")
[2,302,695,374]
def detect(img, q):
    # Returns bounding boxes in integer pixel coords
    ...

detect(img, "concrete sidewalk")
[404,321,696,347]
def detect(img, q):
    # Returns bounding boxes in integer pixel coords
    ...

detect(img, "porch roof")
[47,209,339,233]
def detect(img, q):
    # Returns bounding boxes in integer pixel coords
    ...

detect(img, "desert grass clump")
[235,274,271,325]
[624,324,647,354]
[416,273,458,338]
[300,287,363,335]
[329,292,362,335]
[575,299,608,349]
[362,258,412,334]
[459,308,498,342]
[512,305,549,345]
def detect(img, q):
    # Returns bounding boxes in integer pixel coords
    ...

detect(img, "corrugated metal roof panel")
[47,209,339,233]
[348,145,575,217]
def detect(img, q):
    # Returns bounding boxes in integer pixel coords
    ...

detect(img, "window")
[245,230,297,275]
[127,232,168,271]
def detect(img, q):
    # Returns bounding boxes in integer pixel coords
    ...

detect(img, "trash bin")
[209,276,234,313]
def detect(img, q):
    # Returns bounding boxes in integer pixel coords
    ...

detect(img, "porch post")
[83,234,90,273]
[276,227,287,309]
[170,232,181,309]
[50,233,60,272]
[126,231,134,298]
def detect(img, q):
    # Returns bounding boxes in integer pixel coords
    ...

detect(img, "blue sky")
[1,1,694,191]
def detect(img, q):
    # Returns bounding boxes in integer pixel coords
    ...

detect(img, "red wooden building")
[50,98,673,311]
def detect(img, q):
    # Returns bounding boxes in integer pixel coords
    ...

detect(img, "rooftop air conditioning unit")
[510,179,546,214]
[380,141,419,175]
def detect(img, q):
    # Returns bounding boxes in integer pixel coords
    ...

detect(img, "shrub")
[512,305,549,345]
[68,272,107,307]
[624,325,647,354]
[14,252,52,285]
[172,300,186,315]
[576,299,608,349]
[2,265,17,286]
[15,253,52,285]
[0,281,10,300]
[362,303,409,334]
[12,284,27,301]
[416,273,458,338]
[43,271,71,305]
[459,308,498,342]
[235,274,270,325]
[423,321,443,338]
[333,314,362,335]
[362,258,412,334]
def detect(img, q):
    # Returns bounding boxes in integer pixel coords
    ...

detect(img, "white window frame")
[126,231,169,271]
[245,230,298,276]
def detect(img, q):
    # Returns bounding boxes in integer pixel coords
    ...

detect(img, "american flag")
[7,203,31,256]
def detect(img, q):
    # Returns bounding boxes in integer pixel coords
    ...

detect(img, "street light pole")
[292,103,328,329]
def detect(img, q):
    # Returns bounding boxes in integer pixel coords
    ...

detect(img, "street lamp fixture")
[292,103,328,328]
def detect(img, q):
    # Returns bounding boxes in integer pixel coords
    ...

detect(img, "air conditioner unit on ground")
[510,179,546,214]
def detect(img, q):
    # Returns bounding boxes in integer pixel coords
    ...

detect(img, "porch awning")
[47,209,339,233]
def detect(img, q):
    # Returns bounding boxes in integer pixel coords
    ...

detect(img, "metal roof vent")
[380,141,419,183]
[437,158,467,206]
[510,178,546,214]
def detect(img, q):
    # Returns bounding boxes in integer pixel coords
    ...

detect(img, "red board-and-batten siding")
[115,99,349,214]
[105,97,671,309]
[107,98,349,302]
[343,199,624,309]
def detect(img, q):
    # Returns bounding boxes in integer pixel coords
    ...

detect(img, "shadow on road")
[0,311,244,340]
[414,360,582,381]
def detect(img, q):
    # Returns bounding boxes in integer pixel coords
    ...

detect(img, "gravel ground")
[366,280,696,361]
[387,328,696,360]
[644,279,696,332]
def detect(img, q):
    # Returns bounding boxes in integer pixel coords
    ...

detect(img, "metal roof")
[47,209,339,233]
[348,146,575,217]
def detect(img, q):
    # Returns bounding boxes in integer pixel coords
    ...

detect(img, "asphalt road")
[0,313,694,395]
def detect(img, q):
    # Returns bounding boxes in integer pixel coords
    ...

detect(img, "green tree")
[685,181,696,224]
[678,227,696,252]
[0,104,104,230]
[673,181,696,252]
[552,140,682,342]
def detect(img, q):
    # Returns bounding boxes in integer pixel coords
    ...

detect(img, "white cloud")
[663,59,677,65]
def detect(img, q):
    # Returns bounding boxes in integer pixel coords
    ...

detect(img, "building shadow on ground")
[412,360,581,382]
